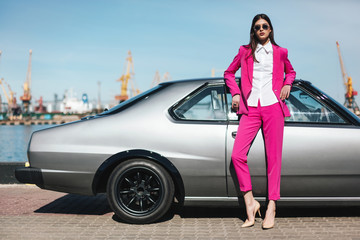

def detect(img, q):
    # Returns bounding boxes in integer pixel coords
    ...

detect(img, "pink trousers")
[232,102,284,200]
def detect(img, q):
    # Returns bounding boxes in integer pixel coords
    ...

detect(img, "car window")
[225,85,346,124]
[172,85,227,121]
[285,87,346,123]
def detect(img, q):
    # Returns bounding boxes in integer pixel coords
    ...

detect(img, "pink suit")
[224,44,296,200]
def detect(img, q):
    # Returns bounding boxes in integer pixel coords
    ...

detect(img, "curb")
[0,162,25,184]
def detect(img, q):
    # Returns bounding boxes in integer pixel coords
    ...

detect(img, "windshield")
[98,84,168,116]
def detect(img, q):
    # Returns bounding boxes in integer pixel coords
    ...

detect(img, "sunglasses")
[254,24,270,31]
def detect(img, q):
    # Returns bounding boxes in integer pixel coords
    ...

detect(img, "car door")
[281,85,360,198]
[169,83,228,197]
[226,83,360,198]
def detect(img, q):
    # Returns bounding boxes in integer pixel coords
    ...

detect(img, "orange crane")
[20,49,32,113]
[115,51,135,102]
[0,78,13,108]
[151,70,161,87]
[211,68,224,77]
[151,71,172,87]
[0,78,21,119]
[129,79,141,98]
[0,52,20,117]
[336,41,360,115]
[163,72,171,82]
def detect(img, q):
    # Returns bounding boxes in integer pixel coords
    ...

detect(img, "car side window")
[172,85,227,121]
[225,85,346,124]
[285,87,346,123]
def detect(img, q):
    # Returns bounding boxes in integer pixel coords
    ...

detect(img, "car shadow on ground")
[35,193,360,223]
[35,193,112,215]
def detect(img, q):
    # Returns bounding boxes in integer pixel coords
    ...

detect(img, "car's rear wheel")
[107,159,174,224]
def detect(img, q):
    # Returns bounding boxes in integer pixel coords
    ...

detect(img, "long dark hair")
[247,13,278,62]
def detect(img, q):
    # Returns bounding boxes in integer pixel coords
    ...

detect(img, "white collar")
[256,41,273,54]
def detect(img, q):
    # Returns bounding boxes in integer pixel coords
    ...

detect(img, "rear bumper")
[15,167,44,188]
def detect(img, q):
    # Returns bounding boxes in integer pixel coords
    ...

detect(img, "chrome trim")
[185,197,265,201]
[42,169,93,174]
[185,196,360,202]
[279,197,360,201]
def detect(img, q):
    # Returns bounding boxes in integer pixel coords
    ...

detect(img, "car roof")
[160,77,311,86]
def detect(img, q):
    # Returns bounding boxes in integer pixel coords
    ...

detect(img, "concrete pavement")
[1,184,360,240]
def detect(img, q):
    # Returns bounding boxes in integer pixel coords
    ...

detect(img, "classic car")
[16,78,360,223]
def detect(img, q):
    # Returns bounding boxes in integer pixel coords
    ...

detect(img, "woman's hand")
[232,94,240,111]
[280,85,291,101]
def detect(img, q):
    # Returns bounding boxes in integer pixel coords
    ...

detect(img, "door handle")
[232,131,237,138]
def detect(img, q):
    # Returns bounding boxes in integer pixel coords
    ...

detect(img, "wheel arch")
[92,149,185,206]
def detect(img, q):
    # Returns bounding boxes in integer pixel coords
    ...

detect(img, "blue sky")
[0,0,359,105]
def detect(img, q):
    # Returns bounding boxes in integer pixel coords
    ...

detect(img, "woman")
[224,13,296,229]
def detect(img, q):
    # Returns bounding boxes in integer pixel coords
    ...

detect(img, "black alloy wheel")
[107,159,174,224]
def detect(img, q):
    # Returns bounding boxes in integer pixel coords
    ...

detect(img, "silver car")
[16,78,360,223]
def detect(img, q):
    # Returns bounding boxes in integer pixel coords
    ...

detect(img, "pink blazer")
[224,44,296,117]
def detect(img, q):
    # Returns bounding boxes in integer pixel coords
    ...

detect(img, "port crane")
[0,78,15,107]
[0,52,21,119]
[151,71,172,87]
[129,75,141,99]
[0,78,21,119]
[152,70,161,87]
[211,68,225,77]
[20,49,32,113]
[336,41,360,115]
[115,51,140,102]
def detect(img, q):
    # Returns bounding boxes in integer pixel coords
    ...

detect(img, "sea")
[0,125,54,162]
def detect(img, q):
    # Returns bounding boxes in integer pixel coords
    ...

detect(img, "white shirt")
[247,42,278,107]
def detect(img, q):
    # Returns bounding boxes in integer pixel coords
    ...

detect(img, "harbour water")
[0,125,54,162]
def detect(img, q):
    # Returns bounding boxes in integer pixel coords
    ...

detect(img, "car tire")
[107,159,175,224]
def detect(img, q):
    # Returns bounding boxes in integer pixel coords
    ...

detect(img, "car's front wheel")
[107,159,174,224]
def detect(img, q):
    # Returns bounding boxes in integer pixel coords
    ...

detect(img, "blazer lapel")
[272,45,280,82]
[247,51,254,85]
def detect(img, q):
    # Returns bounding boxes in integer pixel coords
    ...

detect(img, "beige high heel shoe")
[241,200,261,228]
[262,210,276,230]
